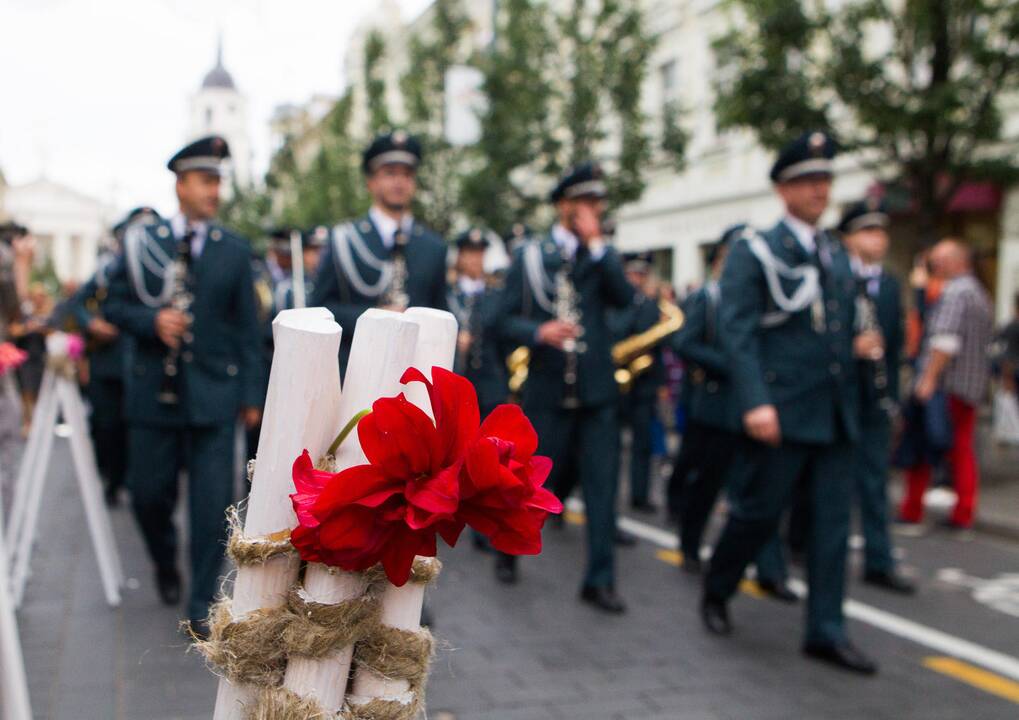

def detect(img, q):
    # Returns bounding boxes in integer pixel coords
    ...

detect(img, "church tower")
[188,36,252,188]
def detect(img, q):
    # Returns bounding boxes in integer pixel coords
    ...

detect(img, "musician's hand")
[743,404,781,447]
[241,406,262,429]
[853,331,884,360]
[537,320,580,350]
[88,317,119,342]
[457,330,473,355]
[571,203,602,244]
[155,309,188,349]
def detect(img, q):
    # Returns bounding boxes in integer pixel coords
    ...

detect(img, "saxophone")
[554,260,585,409]
[158,229,196,406]
[385,229,410,310]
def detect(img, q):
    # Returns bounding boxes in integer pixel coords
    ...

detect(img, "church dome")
[201,38,236,90]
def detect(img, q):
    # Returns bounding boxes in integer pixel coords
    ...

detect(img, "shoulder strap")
[740,227,820,316]
[124,223,173,308]
[330,221,392,299]
[522,241,555,315]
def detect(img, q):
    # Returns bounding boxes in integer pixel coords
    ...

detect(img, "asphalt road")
[11,442,1019,719]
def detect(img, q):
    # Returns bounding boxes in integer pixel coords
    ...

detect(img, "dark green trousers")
[127,423,235,620]
[531,403,619,588]
[854,415,894,574]
[620,396,654,506]
[86,377,126,494]
[705,436,853,647]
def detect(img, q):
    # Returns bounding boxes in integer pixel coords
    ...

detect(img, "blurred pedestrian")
[9,282,52,434]
[701,131,878,674]
[105,136,263,637]
[839,198,914,594]
[499,161,634,613]
[899,239,993,529]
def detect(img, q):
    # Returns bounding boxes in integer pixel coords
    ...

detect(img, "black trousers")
[127,422,235,620]
[86,376,127,493]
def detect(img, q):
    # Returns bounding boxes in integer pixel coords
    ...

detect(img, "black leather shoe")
[700,597,732,635]
[803,642,878,675]
[863,570,916,595]
[156,566,181,606]
[579,585,627,614]
[550,512,566,530]
[472,533,492,553]
[185,617,210,641]
[630,500,657,515]
[614,529,638,547]
[495,554,518,585]
[757,578,798,603]
[681,555,702,575]
[104,486,120,508]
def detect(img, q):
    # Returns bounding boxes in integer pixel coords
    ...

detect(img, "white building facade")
[2,178,114,283]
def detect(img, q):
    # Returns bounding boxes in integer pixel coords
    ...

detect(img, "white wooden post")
[213,307,344,720]
[6,368,54,548]
[348,308,458,709]
[55,374,124,606]
[282,309,420,712]
[8,367,60,606]
[0,485,32,720]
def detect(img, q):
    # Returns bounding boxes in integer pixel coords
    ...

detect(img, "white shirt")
[782,214,817,254]
[552,223,606,261]
[458,276,486,296]
[369,206,412,250]
[170,213,208,258]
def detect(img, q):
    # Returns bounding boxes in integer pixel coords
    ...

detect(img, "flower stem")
[326,409,370,457]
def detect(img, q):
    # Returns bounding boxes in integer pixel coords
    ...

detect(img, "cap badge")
[809,132,826,155]
[469,228,482,243]
[392,130,408,146]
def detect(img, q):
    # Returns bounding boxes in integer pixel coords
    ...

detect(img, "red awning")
[946,182,1002,213]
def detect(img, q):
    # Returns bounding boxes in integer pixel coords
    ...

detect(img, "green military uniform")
[669,234,787,584]
[447,232,507,417]
[309,132,447,373]
[500,163,634,595]
[704,132,867,657]
[840,200,904,579]
[608,263,663,509]
[105,137,262,623]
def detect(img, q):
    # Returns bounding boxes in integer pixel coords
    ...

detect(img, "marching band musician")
[310,130,448,372]
[104,135,263,638]
[499,161,635,612]
[700,131,879,674]
[838,198,914,595]
[69,206,160,506]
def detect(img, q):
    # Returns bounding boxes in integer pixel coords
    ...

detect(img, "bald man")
[900,239,993,529]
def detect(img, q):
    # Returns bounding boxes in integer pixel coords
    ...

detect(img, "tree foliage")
[713,0,1019,241]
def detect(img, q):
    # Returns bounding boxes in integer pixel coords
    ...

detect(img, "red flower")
[460,405,562,555]
[289,366,560,586]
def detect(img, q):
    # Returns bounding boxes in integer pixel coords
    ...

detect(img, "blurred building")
[188,37,252,188]
[1,176,114,283]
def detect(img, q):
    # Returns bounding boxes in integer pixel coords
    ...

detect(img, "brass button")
[182,351,194,363]
[827,300,839,311]
[830,321,841,332]
[227,363,238,376]
[706,381,719,392]
[829,362,841,375]
[764,371,777,383]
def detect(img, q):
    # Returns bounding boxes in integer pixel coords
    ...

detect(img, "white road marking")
[567,498,1019,682]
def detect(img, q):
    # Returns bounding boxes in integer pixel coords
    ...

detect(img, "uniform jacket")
[720,220,860,445]
[671,285,739,432]
[857,270,902,418]
[609,291,665,403]
[500,233,634,410]
[310,215,448,369]
[104,219,263,427]
[68,260,125,381]
[449,283,508,414]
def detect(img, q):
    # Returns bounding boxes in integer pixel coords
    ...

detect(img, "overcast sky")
[0,0,431,216]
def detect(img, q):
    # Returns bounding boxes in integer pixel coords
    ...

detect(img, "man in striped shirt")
[900,239,993,529]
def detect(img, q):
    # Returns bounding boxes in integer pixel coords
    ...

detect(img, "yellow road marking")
[923,657,1019,704]
[564,510,586,526]
[656,549,683,566]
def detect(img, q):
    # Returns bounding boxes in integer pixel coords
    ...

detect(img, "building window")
[205,107,213,127]
[659,59,678,107]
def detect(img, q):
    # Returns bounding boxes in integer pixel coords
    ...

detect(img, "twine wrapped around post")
[211,308,344,720]
[279,310,422,715]
[347,308,458,718]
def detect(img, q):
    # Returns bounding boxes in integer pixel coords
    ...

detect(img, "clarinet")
[854,278,892,413]
[554,257,585,409]
[385,229,410,310]
[158,229,196,406]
